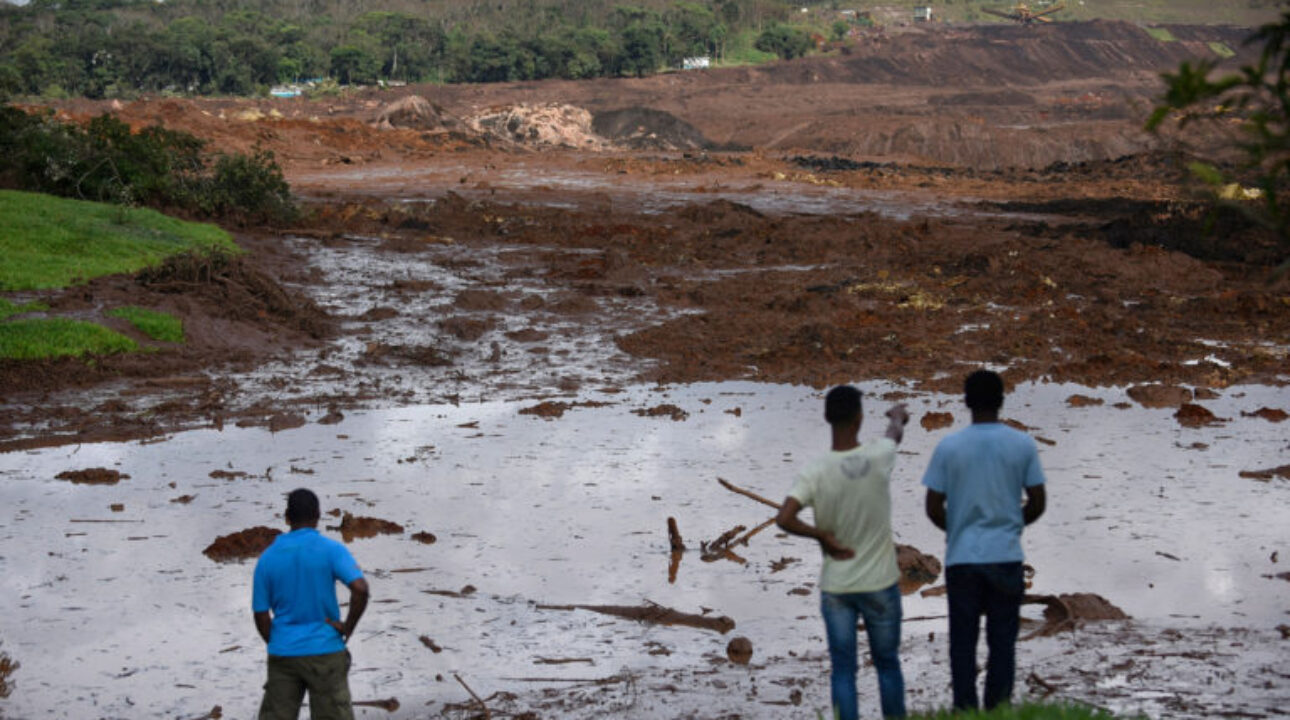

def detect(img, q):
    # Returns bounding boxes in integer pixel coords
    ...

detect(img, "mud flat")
[1,381,1286,719]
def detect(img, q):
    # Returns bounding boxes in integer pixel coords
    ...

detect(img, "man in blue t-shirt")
[252,489,370,720]
[922,370,1046,711]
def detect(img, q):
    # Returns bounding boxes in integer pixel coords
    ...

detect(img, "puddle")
[0,380,1286,718]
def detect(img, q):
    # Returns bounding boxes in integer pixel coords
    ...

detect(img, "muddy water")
[292,158,1041,221]
[1,380,1285,718]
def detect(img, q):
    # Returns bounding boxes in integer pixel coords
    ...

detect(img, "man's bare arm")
[925,489,947,531]
[1023,485,1046,525]
[254,611,272,644]
[776,497,854,560]
[326,577,370,641]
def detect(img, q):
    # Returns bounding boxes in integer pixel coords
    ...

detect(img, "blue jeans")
[946,562,1025,711]
[821,584,906,719]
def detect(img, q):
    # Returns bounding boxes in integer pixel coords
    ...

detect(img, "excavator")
[981,2,1065,24]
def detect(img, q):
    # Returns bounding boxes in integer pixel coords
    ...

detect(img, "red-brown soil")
[3,20,1287,448]
[336,513,405,542]
[202,526,282,563]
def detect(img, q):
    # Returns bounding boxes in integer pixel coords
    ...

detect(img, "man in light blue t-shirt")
[253,489,370,720]
[922,370,1046,711]
[777,385,911,720]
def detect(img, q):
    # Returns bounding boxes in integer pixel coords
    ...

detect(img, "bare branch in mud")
[734,517,777,546]
[717,477,781,509]
[453,673,491,720]
[667,516,685,552]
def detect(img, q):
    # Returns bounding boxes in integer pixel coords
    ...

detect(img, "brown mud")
[6,21,1289,450]
[335,513,405,542]
[202,526,282,563]
[56,468,129,485]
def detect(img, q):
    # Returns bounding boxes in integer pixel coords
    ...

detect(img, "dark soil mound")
[138,250,332,339]
[204,526,281,562]
[592,107,711,150]
[57,467,129,485]
[756,20,1255,87]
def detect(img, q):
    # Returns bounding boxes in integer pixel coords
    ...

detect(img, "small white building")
[682,56,711,70]
[913,6,933,22]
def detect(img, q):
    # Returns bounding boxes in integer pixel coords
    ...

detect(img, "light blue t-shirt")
[252,528,364,657]
[921,422,1046,566]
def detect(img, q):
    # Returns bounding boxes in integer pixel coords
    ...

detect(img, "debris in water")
[419,636,443,653]
[920,412,954,431]
[1022,593,1128,638]
[1242,407,1288,422]
[1128,384,1193,408]
[896,544,943,595]
[337,513,405,542]
[1065,394,1103,407]
[633,404,689,421]
[536,602,735,633]
[411,531,437,544]
[1175,403,1222,428]
[726,637,753,665]
[57,468,128,485]
[203,526,281,562]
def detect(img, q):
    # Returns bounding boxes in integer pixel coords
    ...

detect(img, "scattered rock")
[726,636,753,665]
[171,495,196,504]
[920,412,954,431]
[1127,384,1193,408]
[203,526,281,563]
[411,531,437,544]
[57,468,129,485]
[419,635,443,653]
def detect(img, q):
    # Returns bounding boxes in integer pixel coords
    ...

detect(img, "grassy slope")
[0,190,236,359]
[0,190,237,292]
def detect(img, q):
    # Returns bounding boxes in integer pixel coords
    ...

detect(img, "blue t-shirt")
[921,422,1046,566]
[252,528,364,657]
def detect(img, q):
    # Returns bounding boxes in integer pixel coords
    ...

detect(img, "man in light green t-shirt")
[777,385,910,720]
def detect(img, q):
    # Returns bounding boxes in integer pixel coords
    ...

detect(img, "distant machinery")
[982,2,1065,24]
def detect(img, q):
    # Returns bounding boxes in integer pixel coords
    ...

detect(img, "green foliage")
[107,306,184,342]
[1144,26,1178,43]
[0,299,49,321]
[0,189,237,291]
[1149,11,1290,268]
[0,108,297,224]
[754,22,813,60]
[1209,41,1238,59]
[0,317,138,359]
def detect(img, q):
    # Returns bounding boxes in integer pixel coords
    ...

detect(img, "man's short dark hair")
[964,370,1005,412]
[824,385,863,425]
[285,488,321,524]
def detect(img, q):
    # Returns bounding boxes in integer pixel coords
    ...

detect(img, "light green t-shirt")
[788,438,900,594]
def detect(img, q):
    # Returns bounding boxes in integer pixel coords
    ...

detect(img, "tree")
[754,22,811,60]
[1148,12,1290,268]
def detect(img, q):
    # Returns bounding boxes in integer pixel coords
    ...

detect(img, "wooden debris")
[454,673,491,720]
[667,516,685,552]
[352,697,400,712]
[536,601,735,633]
[717,477,780,509]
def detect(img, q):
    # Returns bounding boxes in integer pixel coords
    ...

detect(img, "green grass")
[0,299,48,321]
[720,28,779,66]
[0,190,240,291]
[1144,26,1178,42]
[0,318,138,359]
[1208,41,1237,58]
[107,306,185,343]
[909,703,1121,720]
